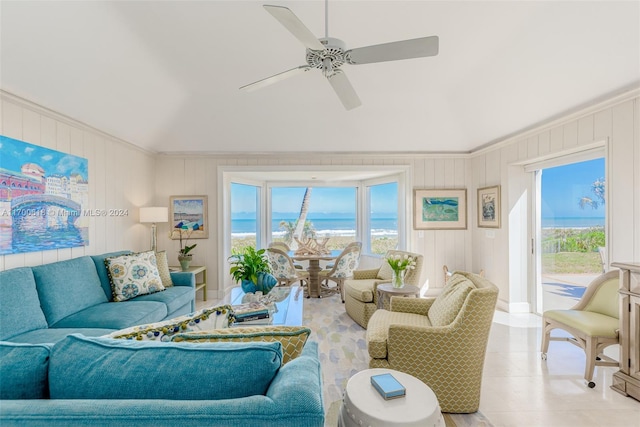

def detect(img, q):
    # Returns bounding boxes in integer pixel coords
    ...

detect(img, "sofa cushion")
[32,256,108,326]
[105,251,165,302]
[4,327,117,344]
[91,250,132,300]
[172,326,311,364]
[155,250,174,288]
[51,300,167,330]
[428,273,475,327]
[107,304,233,341]
[132,285,193,315]
[0,341,52,399]
[0,267,49,340]
[49,334,282,400]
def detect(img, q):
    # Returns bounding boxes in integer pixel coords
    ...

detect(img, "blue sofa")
[0,335,325,426]
[0,253,325,426]
[0,251,196,344]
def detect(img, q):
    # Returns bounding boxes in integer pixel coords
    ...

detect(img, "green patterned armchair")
[343,250,423,328]
[366,272,498,413]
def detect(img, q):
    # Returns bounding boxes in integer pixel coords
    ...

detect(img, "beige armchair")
[366,272,498,413]
[344,250,423,328]
[541,270,619,388]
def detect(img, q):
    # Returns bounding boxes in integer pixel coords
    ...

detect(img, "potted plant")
[172,228,197,271]
[228,246,276,294]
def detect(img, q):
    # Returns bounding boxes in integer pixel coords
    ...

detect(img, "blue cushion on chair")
[32,257,108,326]
[0,341,52,399]
[0,267,48,340]
[49,334,283,400]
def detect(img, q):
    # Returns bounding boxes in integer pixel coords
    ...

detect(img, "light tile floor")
[198,296,640,426]
[483,311,640,426]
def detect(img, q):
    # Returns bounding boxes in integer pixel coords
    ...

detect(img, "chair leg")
[584,337,598,388]
[540,319,551,359]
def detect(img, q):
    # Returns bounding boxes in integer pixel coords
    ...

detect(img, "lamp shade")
[139,207,168,223]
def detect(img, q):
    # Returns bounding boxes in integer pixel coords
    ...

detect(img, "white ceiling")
[1,1,639,155]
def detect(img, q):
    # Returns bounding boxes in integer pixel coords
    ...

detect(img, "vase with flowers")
[386,253,417,288]
[172,227,197,271]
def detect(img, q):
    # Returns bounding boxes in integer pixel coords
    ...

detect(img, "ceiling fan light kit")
[240,3,439,110]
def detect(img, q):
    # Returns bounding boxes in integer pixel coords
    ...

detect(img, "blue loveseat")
[0,251,195,344]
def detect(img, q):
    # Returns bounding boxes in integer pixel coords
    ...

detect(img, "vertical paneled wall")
[471,92,639,311]
[0,92,156,271]
[154,155,471,298]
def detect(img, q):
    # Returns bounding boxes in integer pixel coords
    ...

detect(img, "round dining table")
[291,252,338,298]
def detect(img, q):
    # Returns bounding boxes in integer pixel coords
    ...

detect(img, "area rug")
[303,293,494,427]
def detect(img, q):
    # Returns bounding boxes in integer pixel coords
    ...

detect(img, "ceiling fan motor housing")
[306,37,348,70]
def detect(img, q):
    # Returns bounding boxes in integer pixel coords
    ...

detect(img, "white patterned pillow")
[106,305,234,341]
[105,251,165,302]
[428,273,475,326]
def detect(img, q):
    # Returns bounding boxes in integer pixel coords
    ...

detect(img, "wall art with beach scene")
[0,135,89,254]
[413,188,467,230]
[169,195,208,239]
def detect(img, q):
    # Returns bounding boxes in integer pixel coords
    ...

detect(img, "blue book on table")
[370,373,406,400]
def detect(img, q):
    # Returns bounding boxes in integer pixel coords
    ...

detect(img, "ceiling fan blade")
[240,66,311,92]
[347,36,439,65]
[327,70,361,110]
[264,5,326,52]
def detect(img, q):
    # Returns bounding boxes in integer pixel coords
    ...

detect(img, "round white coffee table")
[339,368,444,427]
[376,283,420,309]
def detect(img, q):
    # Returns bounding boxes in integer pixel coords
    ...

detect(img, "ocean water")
[232,214,397,237]
[541,217,604,228]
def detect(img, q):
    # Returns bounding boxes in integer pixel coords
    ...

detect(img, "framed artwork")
[169,195,208,239]
[477,185,501,228]
[0,135,89,255]
[413,189,467,230]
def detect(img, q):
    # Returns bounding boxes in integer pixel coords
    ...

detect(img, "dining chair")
[318,242,362,302]
[324,241,361,269]
[266,247,309,287]
[269,242,304,269]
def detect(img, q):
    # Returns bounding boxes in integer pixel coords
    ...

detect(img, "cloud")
[24,147,34,154]
[41,154,53,161]
[56,155,87,178]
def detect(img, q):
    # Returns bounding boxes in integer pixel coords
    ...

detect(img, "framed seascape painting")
[0,135,89,255]
[169,195,208,239]
[414,189,467,230]
[477,185,501,228]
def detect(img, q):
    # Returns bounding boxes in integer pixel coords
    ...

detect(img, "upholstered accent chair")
[366,271,498,413]
[266,247,309,287]
[344,250,423,328]
[541,270,619,388]
[318,242,362,302]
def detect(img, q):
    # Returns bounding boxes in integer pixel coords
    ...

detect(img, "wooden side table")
[376,283,420,310]
[171,265,207,301]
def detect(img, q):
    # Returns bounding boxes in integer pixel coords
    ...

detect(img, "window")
[367,182,398,255]
[270,186,357,251]
[230,183,261,252]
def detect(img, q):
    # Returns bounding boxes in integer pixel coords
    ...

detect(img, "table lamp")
[139,207,168,252]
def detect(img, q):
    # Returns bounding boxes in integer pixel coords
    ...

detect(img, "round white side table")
[376,283,420,309]
[339,368,444,427]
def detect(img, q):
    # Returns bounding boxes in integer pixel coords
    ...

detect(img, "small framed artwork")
[477,185,501,228]
[169,195,209,239]
[413,189,467,230]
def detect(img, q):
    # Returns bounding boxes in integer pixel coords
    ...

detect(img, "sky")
[541,158,605,218]
[231,182,398,216]
[0,135,88,180]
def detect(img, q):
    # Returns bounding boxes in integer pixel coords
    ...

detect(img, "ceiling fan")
[239,2,439,110]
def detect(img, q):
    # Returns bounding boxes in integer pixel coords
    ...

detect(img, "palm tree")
[578,178,605,210]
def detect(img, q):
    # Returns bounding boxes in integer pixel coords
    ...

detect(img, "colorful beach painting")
[0,135,89,254]
[422,197,459,222]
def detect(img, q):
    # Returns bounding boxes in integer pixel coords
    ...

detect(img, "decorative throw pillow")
[377,259,394,280]
[155,250,174,288]
[105,251,165,302]
[428,273,476,327]
[107,304,234,341]
[172,326,311,364]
